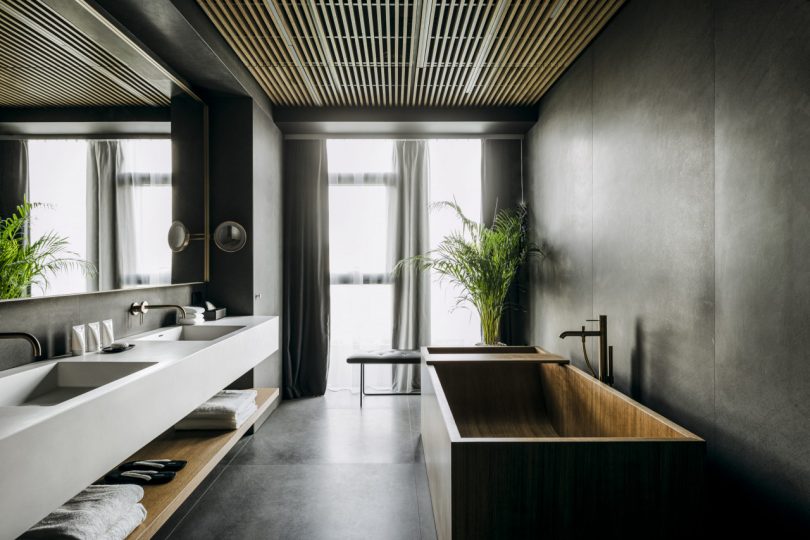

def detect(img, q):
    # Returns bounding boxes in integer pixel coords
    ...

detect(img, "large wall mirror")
[0,0,207,301]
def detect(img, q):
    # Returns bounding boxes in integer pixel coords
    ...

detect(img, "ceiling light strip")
[449,0,493,105]
[475,0,539,104]
[262,0,322,106]
[463,0,510,95]
[444,0,487,105]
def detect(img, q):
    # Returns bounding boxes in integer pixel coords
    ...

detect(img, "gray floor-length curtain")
[86,141,122,291]
[0,140,28,220]
[282,139,331,399]
[390,140,430,392]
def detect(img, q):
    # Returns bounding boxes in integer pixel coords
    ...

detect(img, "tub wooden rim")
[426,362,705,444]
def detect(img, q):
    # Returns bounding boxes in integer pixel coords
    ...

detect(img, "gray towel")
[21,484,145,540]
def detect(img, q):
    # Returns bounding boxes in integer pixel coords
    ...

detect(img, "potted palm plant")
[396,201,541,345]
[0,200,95,299]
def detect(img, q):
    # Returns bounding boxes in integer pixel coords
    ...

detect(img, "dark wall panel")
[251,103,283,389]
[714,0,810,529]
[591,0,716,437]
[207,95,254,315]
[525,0,810,532]
[0,284,200,371]
[525,50,595,373]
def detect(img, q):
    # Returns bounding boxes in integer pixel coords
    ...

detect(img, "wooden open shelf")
[124,387,279,540]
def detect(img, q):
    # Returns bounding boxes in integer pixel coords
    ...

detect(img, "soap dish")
[101,343,135,354]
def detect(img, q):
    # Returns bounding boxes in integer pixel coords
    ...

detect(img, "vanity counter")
[0,316,278,538]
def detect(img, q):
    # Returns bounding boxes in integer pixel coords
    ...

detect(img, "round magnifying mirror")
[213,221,247,253]
[167,220,191,252]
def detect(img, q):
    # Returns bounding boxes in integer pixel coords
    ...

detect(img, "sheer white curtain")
[28,140,88,296]
[427,140,482,346]
[326,140,395,392]
[325,139,483,394]
[116,140,172,286]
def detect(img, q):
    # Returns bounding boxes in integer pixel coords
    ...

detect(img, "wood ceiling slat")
[495,0,591,104]
[0,0,169,107]
[442,0,486,105]
[197,0,624,107]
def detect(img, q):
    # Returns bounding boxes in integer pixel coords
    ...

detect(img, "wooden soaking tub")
[420,347,705,540]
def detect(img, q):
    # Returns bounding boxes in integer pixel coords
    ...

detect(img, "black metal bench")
[346,349,421,407]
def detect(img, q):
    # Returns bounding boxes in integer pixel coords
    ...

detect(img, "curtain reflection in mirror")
[24,139,172,297]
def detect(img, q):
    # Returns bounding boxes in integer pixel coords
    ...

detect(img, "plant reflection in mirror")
[0,200,96,299]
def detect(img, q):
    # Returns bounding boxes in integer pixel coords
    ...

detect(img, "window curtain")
[87,141,171,290]
[390,140,430,392]
[117,142,171,286]
[283,139,331,399]
[0,140,28,220]
[86,141,120,291]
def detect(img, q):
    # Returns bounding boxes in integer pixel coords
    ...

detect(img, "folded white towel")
[175,402,257,430]
[183,306,205,314]
[21,485,144,540]
[101,503,146,539]
[190,389,258,415]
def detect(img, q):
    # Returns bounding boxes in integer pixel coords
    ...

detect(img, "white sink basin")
[0,361,156,407]
[136,325,245,342]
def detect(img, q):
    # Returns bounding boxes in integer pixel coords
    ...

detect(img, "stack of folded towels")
[21,484,146,540]
[177,306,205,325]
[175,389,257,430]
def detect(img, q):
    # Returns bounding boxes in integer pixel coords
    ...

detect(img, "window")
[327,139,395,391]
[326,139,483,392]
[28,140,89,296]
[118,139,172,285]
[25,138,172,296]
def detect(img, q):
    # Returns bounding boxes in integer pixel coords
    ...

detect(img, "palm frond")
[0,199,96,299]
[395,200,541,344]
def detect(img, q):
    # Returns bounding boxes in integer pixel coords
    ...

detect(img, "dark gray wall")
[251,103,282,389]
[525,0,810,532]
[0,283,201,371]
[207,95,283,390]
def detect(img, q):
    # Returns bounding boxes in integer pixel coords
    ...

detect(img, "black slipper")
[105,470,176,485]
[118,459,187,472]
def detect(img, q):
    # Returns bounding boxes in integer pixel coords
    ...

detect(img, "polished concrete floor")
[157,391,437,540]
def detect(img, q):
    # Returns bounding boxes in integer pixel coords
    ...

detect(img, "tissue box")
[204,308,227,321]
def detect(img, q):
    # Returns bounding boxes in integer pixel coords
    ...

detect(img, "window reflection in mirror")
[23,139,172,297]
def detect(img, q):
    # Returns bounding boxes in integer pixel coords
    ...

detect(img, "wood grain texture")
[421,358,705,539]
[124,388,280,540]
[423,345,569,364]
[196,0,626,107]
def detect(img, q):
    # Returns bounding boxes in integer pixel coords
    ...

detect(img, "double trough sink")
[0,325,246,408]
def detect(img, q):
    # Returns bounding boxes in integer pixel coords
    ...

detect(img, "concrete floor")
[156,391,437,540]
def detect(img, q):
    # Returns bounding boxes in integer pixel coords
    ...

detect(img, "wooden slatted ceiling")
[0,0,170,107]
[197,0,624,107]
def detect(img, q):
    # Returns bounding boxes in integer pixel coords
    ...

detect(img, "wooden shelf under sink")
[124,387,279,540]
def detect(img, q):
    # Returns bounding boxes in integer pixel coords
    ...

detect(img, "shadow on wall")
[709,449,810,535]
[630,318,644,402]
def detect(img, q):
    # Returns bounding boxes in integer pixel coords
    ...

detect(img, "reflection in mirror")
[213,221,247,253]
[168,221,191,253]
[0,139,173,299]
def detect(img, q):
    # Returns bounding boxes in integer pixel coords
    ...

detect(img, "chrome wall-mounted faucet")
[0,332,43,359]
[129,301,189,322]
[559,315,613,385]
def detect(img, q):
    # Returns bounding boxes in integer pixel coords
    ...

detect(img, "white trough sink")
[0,361,156,407]
[136,325,245,342]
